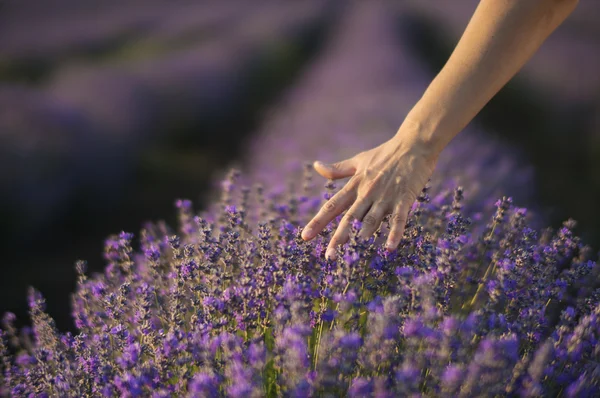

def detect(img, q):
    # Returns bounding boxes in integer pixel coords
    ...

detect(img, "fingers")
[385,198,415,251]
[326,200,371,260]
[301,182,356,241]
[313,159,355,180]
[358,201,388,239]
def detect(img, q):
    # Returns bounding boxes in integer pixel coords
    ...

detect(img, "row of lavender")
[0,1,249,81]
[1,2,598,397]
[0,1,335,245]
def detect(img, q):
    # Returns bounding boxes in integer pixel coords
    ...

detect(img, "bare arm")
[302,0,578,260]
[406,0,579,154]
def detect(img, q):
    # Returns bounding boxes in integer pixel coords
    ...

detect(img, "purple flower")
[441,316,459,335]
[349,377,373,397]
[339,332,362,350]
[117,342,141,369]
[321,309,337,322]
[402,318,424,338]
[395,266,414,278]
[15,353,35,366]
[441,364,464,388]
[188,373,219,397]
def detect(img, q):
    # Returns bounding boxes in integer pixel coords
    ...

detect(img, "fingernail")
[302,227,313,240]
[326,248,336,260]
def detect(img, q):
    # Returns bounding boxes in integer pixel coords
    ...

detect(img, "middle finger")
[326,199,372,260]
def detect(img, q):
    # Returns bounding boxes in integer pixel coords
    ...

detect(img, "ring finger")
[358,201,388,240]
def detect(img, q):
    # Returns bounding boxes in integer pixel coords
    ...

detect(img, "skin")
[301,0,579,260]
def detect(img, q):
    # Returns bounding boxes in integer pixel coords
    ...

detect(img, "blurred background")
[1,0,598,332]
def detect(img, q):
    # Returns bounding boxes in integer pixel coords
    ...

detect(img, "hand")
[301,130,438,260]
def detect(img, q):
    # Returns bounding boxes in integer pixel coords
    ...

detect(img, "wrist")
[396,90,468,155]
[392,114,443,162]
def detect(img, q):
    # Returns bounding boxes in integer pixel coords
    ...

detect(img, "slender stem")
[468,258,496,308]
[313,315,325,371]
[462,222,498,311]
[422,367,431,393]
[330,279,352,331]
[313,290,329,370]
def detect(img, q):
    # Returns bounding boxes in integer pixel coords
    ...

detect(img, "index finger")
[301,182,357,240]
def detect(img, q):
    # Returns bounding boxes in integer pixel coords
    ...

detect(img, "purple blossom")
[441,364,464,389]
[349,377,373,397]
[187,372,219,397]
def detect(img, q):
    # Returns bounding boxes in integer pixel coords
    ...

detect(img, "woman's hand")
[301,129,439,260]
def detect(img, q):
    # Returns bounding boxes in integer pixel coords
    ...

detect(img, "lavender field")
[1,1,599,396]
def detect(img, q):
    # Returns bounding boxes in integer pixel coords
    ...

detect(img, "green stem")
[462,222,498,311]
[313,298,326,371]
[330,280,352,331]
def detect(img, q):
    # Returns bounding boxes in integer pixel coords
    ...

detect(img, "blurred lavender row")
[0,1,248,82]
[48,1,332,145]
[0,1,337,247]
[227,1,533,222]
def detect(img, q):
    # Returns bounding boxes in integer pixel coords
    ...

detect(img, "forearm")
[401,0,578,155]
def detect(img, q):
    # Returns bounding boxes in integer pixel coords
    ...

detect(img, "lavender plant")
[0,1,252,79]
[1,169,598,397]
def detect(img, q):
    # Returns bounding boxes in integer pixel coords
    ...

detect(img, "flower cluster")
[1,168,598,397]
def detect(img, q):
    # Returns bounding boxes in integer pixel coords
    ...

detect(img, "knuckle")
[340,185,355,196]
[360,179,378,198]
[362,214,377,226]
[391,212,407,224]
[361,168,375,179]
[363,168,385,181]
[324,199,338,212]
[374,200,391,211]
[307,220,320,230]
[344,212,358,222]
[403,187,418,203]
[394,177,408,192]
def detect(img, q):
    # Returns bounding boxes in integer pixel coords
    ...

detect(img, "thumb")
[313,159,356,179]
